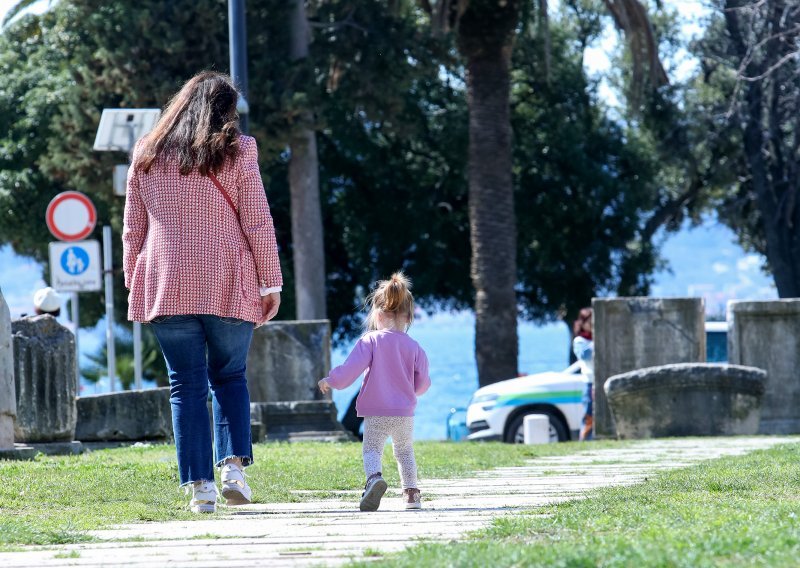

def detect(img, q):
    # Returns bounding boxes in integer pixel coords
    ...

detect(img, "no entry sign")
[46,191,97,242]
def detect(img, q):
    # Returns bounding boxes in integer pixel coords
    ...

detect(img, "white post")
[71,292,80,385]
[523,414,550,445]
[103,225,116,392]
[133,321,142,390]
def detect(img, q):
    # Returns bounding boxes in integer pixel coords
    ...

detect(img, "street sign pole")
[103,226,117,392]
[71,292,79,385]
[45,191,100,392]
[133,322,142,390]
[94,108,160,391]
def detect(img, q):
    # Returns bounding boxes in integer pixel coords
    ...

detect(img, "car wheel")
[504,409,568,444]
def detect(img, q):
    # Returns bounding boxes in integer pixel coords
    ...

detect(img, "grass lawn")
[358,442,800,567]
[0,439,624,549]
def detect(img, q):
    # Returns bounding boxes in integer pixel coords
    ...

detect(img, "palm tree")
[419,0,666,387]
[458,0,521,386]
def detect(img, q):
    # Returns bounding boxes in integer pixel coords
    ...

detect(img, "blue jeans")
[150,315,254,486]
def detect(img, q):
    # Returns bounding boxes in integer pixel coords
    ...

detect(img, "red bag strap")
[208,171,238,217]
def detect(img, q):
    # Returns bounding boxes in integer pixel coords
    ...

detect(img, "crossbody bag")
[208,171,256,260]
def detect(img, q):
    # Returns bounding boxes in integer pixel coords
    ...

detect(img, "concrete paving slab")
[0,436,796,567]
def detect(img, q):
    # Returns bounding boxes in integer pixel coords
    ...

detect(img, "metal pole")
[228,0,249,133]
[133,322,142,390]
[71,292,80,386]
[103,225,117,392]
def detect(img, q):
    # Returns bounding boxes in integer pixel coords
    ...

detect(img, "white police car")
[463,322,728,444]
[465,362,586,443]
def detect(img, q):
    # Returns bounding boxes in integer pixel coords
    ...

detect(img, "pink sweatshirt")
[325,329,431,417]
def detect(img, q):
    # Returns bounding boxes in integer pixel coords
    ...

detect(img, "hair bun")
[383,272,411,313]
[390,271,410,288]
[364,271,415,332]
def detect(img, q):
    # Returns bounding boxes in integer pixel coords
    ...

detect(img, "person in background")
[573,307,594,441]
[123,71,282,514]
[318,272,430,512]
[33,287,62,317]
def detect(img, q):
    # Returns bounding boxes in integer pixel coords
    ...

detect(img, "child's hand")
[318,378,331,394]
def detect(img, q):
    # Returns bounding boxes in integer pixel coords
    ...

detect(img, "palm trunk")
[462,32,519,386]
[289,0,327,319]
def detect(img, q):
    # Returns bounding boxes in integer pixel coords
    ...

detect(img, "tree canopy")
[0,0,720,355]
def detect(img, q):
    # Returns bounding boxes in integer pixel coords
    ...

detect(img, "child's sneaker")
[189,481,218,513]
[359,473,387,512]
[221,462,252,506]
[404,488,422,510]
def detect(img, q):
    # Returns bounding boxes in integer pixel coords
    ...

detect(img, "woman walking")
[573,307,594,441]
[123,71,282,513]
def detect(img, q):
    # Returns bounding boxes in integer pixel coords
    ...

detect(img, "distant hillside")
[651,220,777,317]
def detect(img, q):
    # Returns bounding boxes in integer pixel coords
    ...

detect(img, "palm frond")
[602,0,669,94]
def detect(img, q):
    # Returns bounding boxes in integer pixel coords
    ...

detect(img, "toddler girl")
[319,272,430,511]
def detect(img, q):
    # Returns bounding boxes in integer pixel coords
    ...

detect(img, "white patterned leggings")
[362,416,418,489]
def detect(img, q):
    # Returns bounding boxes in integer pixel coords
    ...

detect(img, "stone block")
[24,441,83,456]
[605,363,766,439]
[0,444,36,460]
[76,388,172,442]
[0,289,15,449]
[728,300,800,433]
[250,400,354,442]
[0,416,13,449]
[247,320,331,402]
[12,315,77,442]
[593,297,705,438]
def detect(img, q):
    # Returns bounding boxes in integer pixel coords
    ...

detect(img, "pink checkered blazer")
[122,135,282,323]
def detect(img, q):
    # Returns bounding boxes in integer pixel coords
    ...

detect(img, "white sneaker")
[189,481,218,514]
[221,463,252,506]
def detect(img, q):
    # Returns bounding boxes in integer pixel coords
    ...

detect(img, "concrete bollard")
[12,315,77,442]
[523,414,550,444]
[0,289,15,449]
[247,320,331,402]
[728,300,800,434]
[593,297,706,438]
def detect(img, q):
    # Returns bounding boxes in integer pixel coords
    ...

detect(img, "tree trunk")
[289,124,327,319]
[460,3,520,386]
[724,0,800,297]
[289,0,327,319]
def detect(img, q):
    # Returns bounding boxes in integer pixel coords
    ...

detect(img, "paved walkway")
[1,436,794,567]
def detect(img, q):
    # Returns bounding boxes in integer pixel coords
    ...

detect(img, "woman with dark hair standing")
[123,71,282,513]
[573,307,594,441]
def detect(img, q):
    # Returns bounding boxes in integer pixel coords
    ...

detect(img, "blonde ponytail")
[384,272,410,312]
[364,271,415,331]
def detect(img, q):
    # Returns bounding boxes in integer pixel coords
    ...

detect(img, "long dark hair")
[134,71,240,175]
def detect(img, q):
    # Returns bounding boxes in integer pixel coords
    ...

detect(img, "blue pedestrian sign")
[49,240,102,292]
[60,246,90,275]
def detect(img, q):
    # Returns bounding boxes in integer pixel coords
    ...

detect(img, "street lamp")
[93,108,161,392]
[228,0,249,133]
